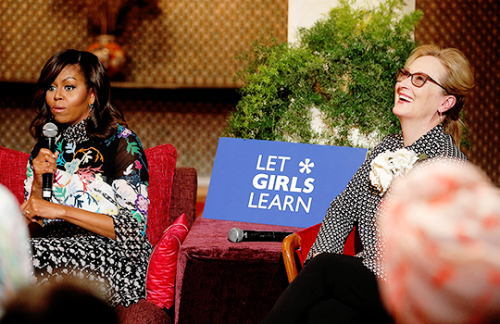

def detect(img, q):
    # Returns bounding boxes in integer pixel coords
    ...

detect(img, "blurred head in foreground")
[379,161,500,324]
[0,278,118,324]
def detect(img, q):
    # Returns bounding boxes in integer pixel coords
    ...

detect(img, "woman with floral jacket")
[261,45,475,324]
[22,49,151,307]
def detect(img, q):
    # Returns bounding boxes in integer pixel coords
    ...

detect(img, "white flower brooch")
[369,148,426,196]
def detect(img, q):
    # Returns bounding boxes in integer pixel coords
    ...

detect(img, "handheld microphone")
[228,227,293,243]
[42,122,58,201]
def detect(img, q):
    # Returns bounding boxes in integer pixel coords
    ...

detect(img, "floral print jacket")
[24,123,150,237]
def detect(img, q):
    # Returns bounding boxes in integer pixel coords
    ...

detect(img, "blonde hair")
[404,45,475,148]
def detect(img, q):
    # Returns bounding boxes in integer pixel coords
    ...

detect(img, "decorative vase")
[87,35,126,78]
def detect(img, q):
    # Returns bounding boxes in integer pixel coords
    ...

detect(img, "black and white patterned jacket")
[307,124,466,278]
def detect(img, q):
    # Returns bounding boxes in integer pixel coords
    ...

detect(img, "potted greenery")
[225,0,423,149]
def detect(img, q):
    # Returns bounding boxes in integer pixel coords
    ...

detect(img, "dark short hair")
[30,49,126,140]
[0,279,119,324]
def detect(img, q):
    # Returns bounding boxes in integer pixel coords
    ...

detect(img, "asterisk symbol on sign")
[299,158,315,174]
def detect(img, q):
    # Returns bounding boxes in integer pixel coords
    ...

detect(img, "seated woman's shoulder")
[112,125,143,144]
[115,124,139,139]
[372,132,402,150]
[384,132,402,141]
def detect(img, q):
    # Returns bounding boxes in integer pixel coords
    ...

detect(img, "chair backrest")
[282,223,362,283]
[282,223,321,283]
[0,144,179,248]
[295,223,322,265]
[144,144,177,247]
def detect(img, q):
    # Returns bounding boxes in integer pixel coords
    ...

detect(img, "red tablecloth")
[175,217,303,324]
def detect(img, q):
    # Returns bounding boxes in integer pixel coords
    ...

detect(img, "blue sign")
[203,137,367,228]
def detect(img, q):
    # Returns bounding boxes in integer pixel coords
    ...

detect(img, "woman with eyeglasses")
[260,44,475,324]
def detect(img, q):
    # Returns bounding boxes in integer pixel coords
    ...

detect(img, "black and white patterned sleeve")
[306,135,397,261]
[307,165,367,258]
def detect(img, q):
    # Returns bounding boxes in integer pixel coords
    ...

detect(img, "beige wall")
[288,0,416,44]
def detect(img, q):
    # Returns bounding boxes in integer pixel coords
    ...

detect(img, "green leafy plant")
[225,0,423,148]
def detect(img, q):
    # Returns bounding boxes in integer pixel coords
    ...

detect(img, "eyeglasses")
[396,68,449,94]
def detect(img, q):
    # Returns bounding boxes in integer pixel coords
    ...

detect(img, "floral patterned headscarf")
[378,161,500,324]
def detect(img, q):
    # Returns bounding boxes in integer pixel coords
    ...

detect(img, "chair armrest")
[170,167,197,229]
[282,223,321,284]
[282,233,301,284]
[282,224,363,284]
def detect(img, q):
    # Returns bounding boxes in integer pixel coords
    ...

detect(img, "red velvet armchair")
[0,144,197,324]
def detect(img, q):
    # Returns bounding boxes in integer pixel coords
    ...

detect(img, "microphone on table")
[228,227,293,243]
[42,122,58,201]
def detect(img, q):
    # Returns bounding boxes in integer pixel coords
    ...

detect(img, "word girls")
[248,154,315,213]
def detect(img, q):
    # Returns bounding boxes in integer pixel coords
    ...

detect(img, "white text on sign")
[248,154,315,213]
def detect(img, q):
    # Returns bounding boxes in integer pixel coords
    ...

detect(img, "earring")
[89,103,94,112]
[438,111,443,124]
